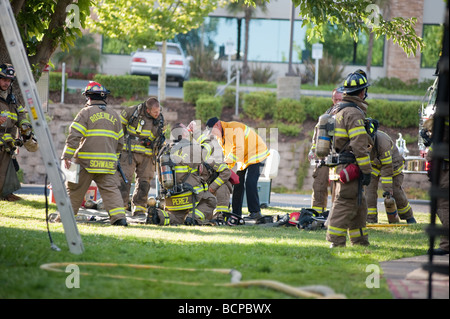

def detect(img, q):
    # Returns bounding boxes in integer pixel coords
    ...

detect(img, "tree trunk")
[366,32,374,80]
[242,9,251,83]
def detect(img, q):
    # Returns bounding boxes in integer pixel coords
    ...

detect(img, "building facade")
[99,0,446,83]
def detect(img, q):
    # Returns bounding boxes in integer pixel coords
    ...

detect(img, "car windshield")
[139,45,182,55]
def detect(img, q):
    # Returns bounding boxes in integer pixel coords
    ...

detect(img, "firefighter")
[60,82,127,226]
[206,118,270,223]
[118,97,165,219]
[309,87,344,212]
[152,124,217,225]
[0,63,38,201]
[189,121,233,222]
[326,71,373,247]
[365,127,417,224]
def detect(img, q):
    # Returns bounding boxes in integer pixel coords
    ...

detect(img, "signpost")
[312,43,323,87]
[225,39,234,83]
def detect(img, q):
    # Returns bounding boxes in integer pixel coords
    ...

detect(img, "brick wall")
[385,0,424,82]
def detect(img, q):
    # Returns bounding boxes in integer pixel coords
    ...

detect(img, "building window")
[421,24,444,69]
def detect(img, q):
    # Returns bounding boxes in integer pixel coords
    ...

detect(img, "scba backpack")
[276,208,328,230]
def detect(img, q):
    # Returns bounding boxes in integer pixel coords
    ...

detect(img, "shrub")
[93,74,149,99]
[250,63,274,84]
[274,98,306,123]
[49,72,67,92]
[301,96,333,120]
[183,80,217,104]
[195,96,223,123]
[367,99,419,128]
[187,44,226,82]
[275,122,302,136]
[242,91,276,120]
[221,87,243,109]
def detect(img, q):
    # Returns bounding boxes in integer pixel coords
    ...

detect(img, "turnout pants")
[311,165,329,213]
[326,174,369,247]
[67,168,126,225]
[119,151,155,215]
[366,172,414,222]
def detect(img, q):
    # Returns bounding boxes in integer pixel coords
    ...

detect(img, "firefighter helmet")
[342,72,370,93]
[0,63,16,81]
[82,81,110,97]
[365,118,379,137]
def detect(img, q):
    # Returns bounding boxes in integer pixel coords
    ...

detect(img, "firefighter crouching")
[0,63,39,201]
[324,71,373,247]
[59,82,127,226]
[149,124,216,226]
[365,127,417,224]
[118,97,164,218]
[189,121,234,224]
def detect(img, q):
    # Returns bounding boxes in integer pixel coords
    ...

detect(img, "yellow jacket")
[218,121,269,171]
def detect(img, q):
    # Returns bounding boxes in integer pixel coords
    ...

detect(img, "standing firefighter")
[325,71,373,247]
[60,82,127,226]
[309,87,344,212]
[119,97,165,219]
[365,128,417,224]
[0,63,38,201]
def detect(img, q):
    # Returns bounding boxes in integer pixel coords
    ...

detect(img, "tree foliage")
[87,0,222,48]
[0,0,92,79]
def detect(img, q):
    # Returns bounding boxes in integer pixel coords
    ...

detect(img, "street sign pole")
[312,43,323,87]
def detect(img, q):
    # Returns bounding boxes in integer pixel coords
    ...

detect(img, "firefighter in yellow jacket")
[61,82,127,226]
[0,63,38,201]
[365,128,416,223]
[206,118,269,223]
[326,72,373,247]
[118,97,165,218]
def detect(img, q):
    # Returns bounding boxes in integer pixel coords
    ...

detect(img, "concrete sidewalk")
[380,254,449,299]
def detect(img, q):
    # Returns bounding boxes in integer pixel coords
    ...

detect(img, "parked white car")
[130,42,191,87]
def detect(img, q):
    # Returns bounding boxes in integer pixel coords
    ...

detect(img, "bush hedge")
[274,98,306,123]
[183,80,217,104]
[240,91,420,128]
[195,96,223,123]
[93,74,149,99]
[49,72,67,92]
[242,91,276,120]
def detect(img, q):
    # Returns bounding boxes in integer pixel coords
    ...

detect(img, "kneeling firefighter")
[149,124,216,225]
[190,122,237,225]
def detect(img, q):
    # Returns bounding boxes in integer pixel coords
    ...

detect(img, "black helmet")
[0,63,16,81]
[82,81,110,97]
[343,72,370,94]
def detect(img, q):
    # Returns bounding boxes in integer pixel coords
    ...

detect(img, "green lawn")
[0,195,434,299]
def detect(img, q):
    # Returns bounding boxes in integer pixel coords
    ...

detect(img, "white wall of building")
[99,0,446,82]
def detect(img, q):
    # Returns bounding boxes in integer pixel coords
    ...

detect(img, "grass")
[0,195,435,300]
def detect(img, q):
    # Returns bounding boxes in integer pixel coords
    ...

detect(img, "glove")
[361,173,371,186]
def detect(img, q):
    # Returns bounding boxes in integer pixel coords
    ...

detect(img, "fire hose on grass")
[40,262,346,299]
